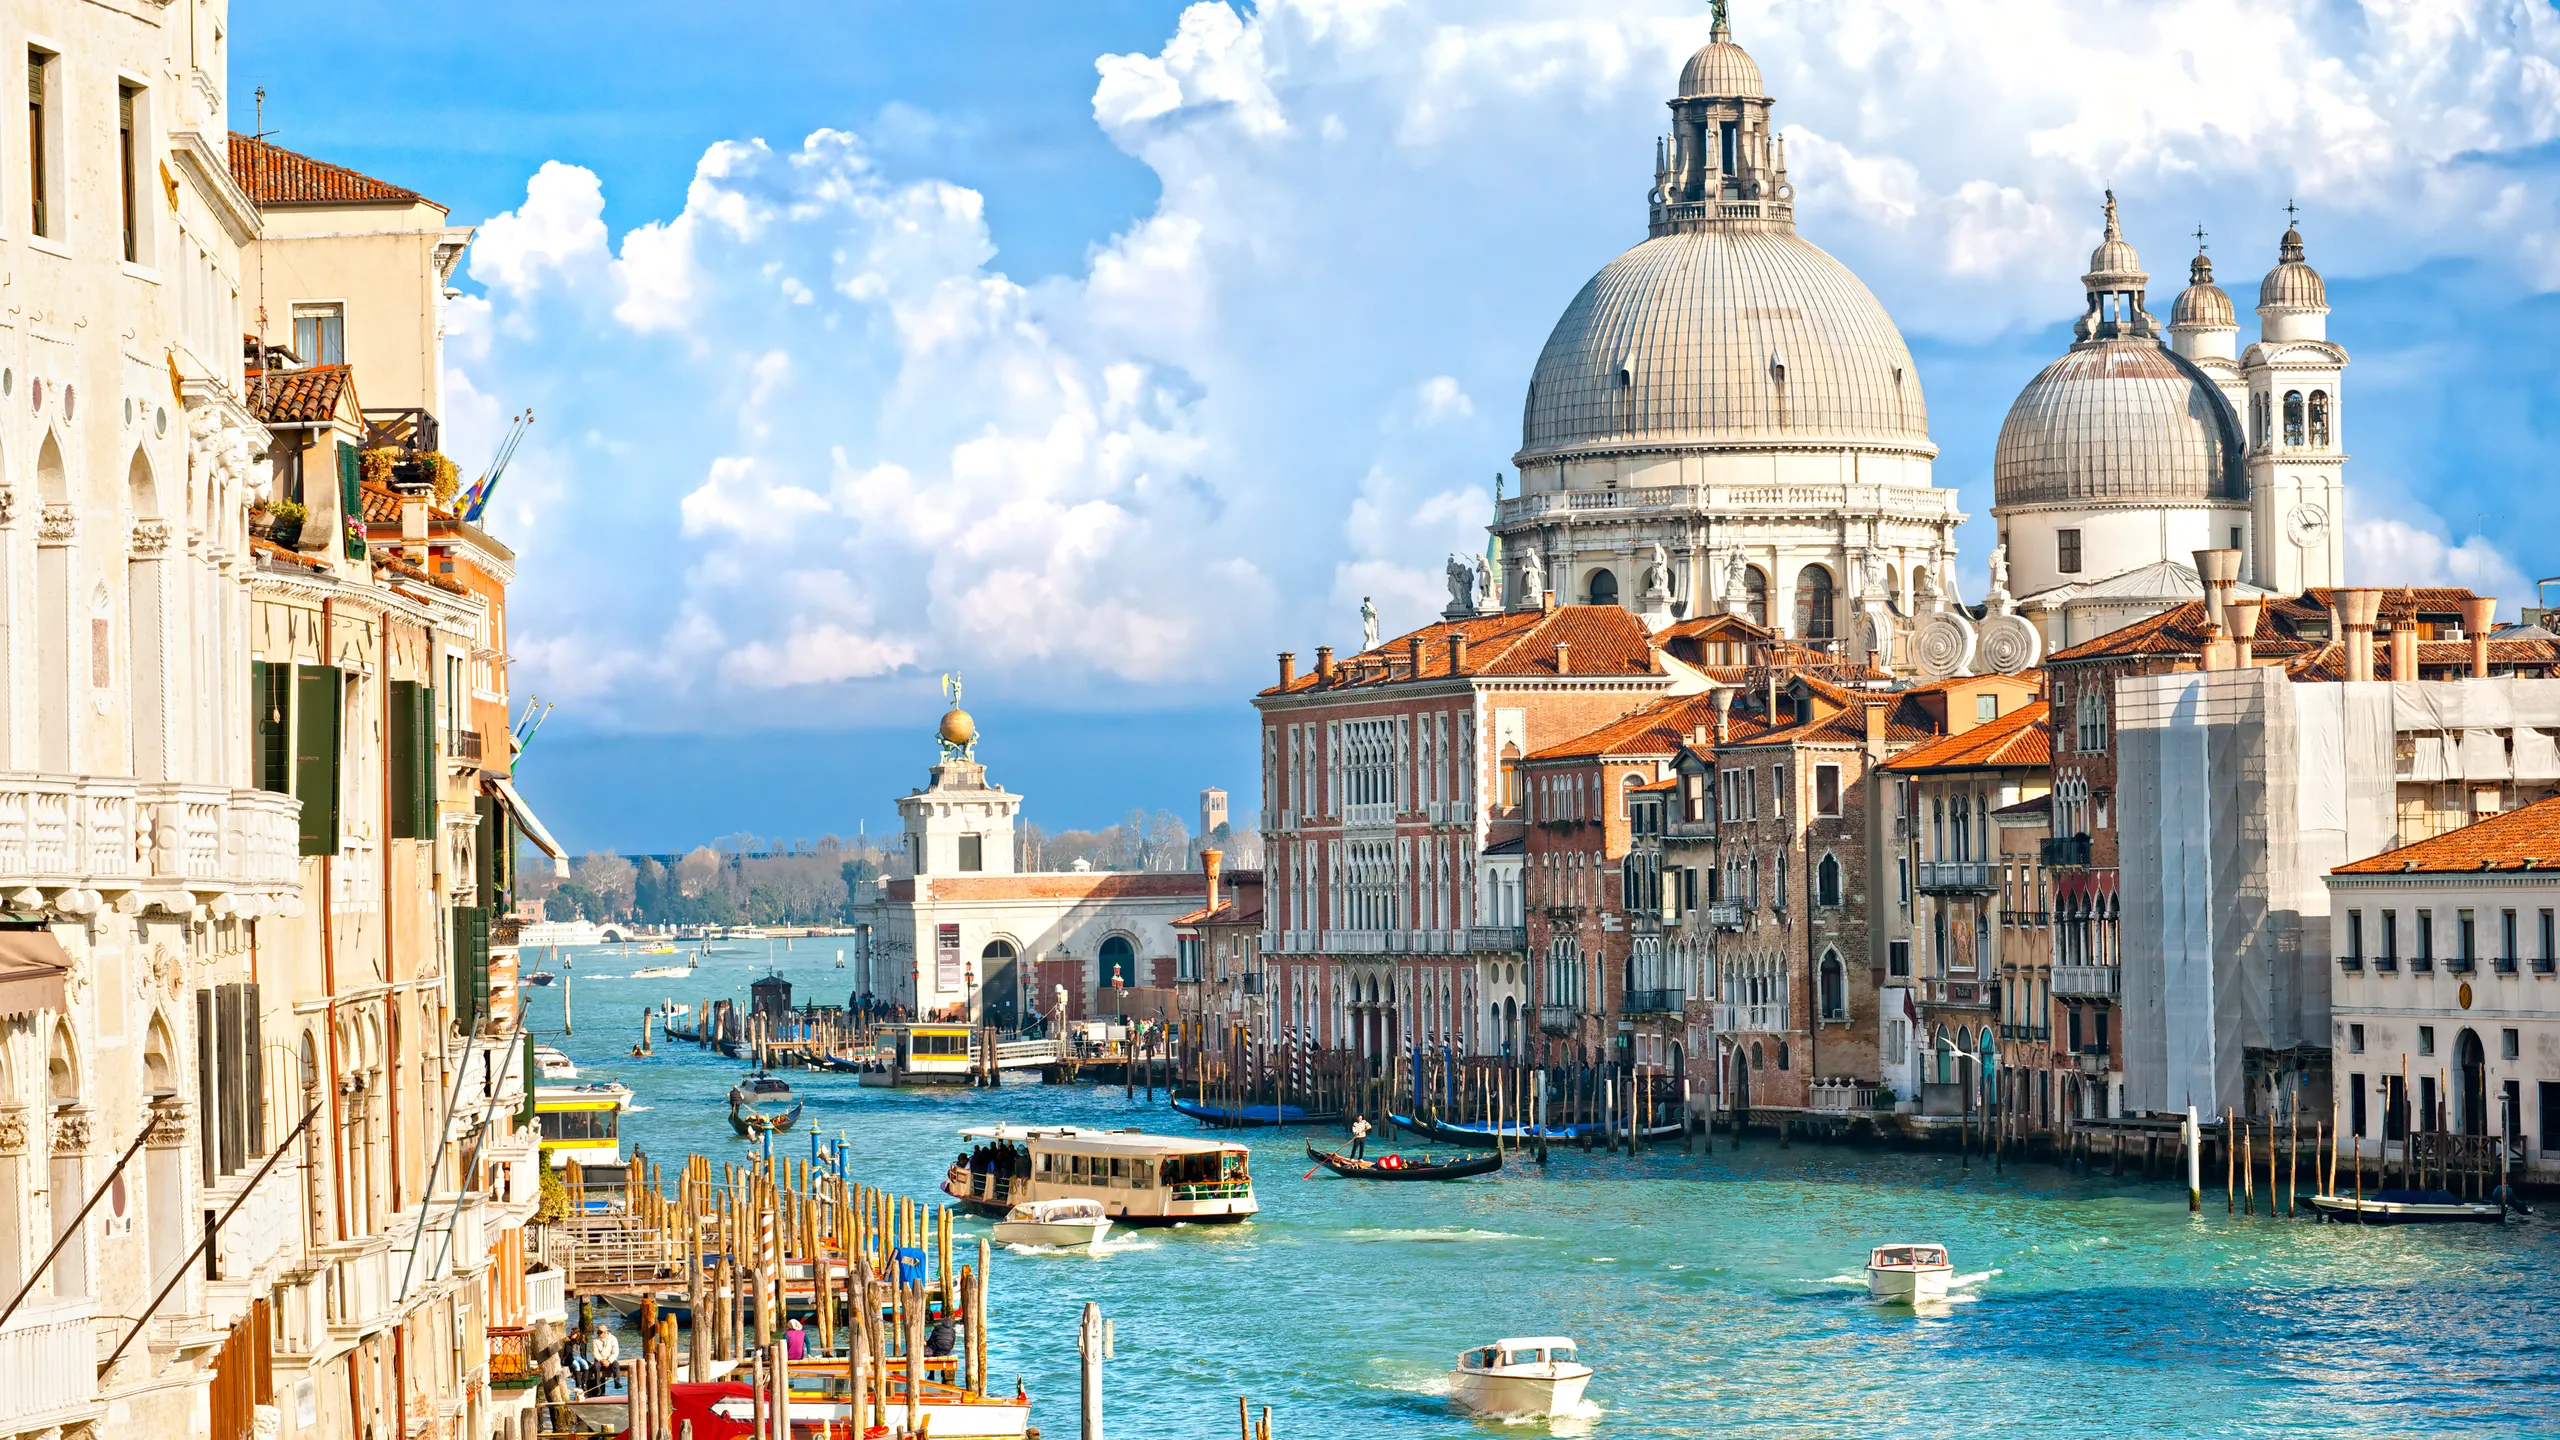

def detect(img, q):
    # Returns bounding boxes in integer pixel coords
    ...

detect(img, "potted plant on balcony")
[255,497,308,549]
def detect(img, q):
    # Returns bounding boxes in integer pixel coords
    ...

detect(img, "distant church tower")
[2240,220,2348,593]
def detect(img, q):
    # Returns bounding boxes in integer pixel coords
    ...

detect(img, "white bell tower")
[2241,215,2348,593]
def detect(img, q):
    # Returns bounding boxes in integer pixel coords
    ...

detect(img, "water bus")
[533,1080,631,1168]
[858,1023,977,1087]
[943,1124,1256,1225]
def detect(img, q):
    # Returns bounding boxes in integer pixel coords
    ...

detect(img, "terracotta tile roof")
[1174,874,1264,928]
[251,537,328,573]
[245,365,356,425]
[1527,692,1724,762]
[1992,792,2052,818]
[1725,686,1956,750]
[229,132,430,207]
[2333,795,2560,875]
[2048,599,2317,665]
[1883,701,2052,772]
[361,484,403,524]
[1260,605,1664,695]
[375,550,470,596]
[2289,586,2482,623]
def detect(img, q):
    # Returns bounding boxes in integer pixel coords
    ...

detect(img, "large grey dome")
[1992,341,2245,508]
[1517,229,1932,463]
[1678,40,1763,98]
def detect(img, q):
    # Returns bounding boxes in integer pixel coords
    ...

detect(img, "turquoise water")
[524,945,2560,1438]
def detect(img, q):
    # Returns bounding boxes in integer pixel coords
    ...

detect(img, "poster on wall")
[936,923,962,991]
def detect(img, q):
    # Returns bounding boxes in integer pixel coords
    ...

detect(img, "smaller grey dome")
[1992,341,2245,509]
[2259,226,2326,309]
[1678,41,1764,98]
[2169,251,2235,330]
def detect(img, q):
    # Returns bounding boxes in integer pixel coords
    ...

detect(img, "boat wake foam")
[1340,1227,1528,1244]
[1002,1235,1160,1259]
[1949,1269,2000,1290]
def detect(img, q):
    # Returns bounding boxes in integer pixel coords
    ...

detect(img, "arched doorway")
[981,941,1020,1032]
[2456,1029,2487,1136]
[1586,569,1619,607]
[1097,935,1137,999]
[1743,566,1768,626]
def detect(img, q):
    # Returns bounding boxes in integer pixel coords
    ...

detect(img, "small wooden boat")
[2307,1188,2512,1225]
[1867,1243,1954,1303]
[729,1072,804,1136]
[1305,1142,1501,1181]
[992,1197,1113,1249]
[1449,1337,1591,1418]
[1170,1097,1341,1129]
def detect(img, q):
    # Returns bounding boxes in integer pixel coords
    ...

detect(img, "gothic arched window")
[1817,853,1841,908]
[1819,950,1846,1020]
[2283,390,2305,447]
[1795,564,1837,642]
[2308,390,2331,447]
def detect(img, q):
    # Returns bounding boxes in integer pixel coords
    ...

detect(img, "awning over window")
[493,777,569,878]
[0,928,72,1018]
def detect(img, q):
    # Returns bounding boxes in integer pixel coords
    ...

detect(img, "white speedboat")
[533,1045,579,1081]
[1448,1337,1591,1419]
[1866,1243,1954,1303]
[630,964,690,979]
[992,1198,1113,1250]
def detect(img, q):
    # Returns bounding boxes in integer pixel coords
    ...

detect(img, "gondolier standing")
[1349,1114,1372,1159]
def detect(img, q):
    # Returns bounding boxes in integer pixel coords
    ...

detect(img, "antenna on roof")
[252,87,279,143]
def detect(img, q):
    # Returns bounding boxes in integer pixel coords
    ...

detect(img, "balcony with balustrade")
[1537,1004,1580,1036]
[1621,988,1685,1015]
[1706,901,1746,931]
[1465,926,1527,954]
[0,1297,102,1434]
[2051,964,2120,999]
[1917,860,1995,895]
[0,775,302,916]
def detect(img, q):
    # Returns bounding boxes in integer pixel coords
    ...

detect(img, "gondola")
[1168,1096,1342,1129]
[728,1071,804,1136]
[1305,1142,1502,1181]
[1391,1112,1683,1150]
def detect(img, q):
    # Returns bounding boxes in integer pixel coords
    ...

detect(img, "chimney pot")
[2339,588,2383,682]
[2389,620,2419,683]
[1862,698,1888,748]
[2224,597,2265,668]
[1316,646,1336,682]
[1203,847,1223,912]
[1449,630,1471,674]
[1408,636,1426,676]
[1277,651,1296,689]
[1712,688,1735,744]
[1553,642,1572,675]
[2460,596,2497,678]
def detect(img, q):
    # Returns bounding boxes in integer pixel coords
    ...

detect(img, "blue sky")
[237,1,2560,853]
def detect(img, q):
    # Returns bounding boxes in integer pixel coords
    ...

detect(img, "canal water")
[524,944,2560,1438]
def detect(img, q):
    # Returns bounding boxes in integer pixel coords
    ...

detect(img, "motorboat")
[521,969,557,988]
[629,964,690,980]
[1866,1243,1954,1303]
[2308,1188,2514,1225]
[533,1045,579,1081]
[1448,1337,1591,1419]
[991,1197,1113,1250]
[729,1071,804,1136]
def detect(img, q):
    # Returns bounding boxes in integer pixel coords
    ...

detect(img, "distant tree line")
[523,811,1264,926]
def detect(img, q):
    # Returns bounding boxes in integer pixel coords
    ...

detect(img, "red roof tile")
[229,132,430,207]
[1260,606,1664,695]
[2333,795,2560,874]
[246,365,356,425]
[1882,701,2052,772]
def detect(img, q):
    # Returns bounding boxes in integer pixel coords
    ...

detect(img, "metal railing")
[1537,1004,1580,1035]
[1621,988,1685,1015]
[453,729,485,762]
[1465,926,1527,953]
[2338,955,2365,973]
[2040,834,2092,869]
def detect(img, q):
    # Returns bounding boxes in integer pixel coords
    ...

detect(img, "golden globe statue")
[937,673,977,760]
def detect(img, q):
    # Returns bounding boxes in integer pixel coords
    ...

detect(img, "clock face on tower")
[2286,502,2330,549]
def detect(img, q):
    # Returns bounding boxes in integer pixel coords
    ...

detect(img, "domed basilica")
[1483,4,2349,669]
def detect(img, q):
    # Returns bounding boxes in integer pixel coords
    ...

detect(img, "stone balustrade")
[0,772,303,916]
[0,1296,101,1430]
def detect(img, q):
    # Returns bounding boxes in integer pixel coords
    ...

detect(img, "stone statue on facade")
[1445,554,1475,616]
[1860,549,1887,601]
[1360,596,1379,650]
[1514,548,1546,610]
[1642,543,1675,605]
[1986,543,2012,605]
[1472,552,1494,613]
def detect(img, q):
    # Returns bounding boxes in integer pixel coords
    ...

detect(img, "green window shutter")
[337,442,367,559]
[252,661,292,794]
[519,1030,539,1124]
[451,905,490,1033]
[387,681,438,839]
[292,665,342,856]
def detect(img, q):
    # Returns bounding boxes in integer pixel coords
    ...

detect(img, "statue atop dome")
[936,672,978,762]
